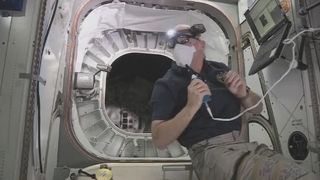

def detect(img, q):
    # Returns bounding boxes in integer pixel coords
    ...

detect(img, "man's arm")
[152,79,210,149]
[240,89,263,114]
[152,105,197,149]
[224,71,263,114]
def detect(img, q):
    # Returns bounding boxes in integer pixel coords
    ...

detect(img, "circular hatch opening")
[288,131,309,160]
[105,53,172,133]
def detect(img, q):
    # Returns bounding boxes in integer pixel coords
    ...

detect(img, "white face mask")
[173,44,196,67]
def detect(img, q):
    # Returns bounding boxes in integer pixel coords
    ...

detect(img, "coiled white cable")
[212,27,320,121]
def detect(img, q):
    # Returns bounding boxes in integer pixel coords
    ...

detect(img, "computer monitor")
[245,0,287,44]
[244,0,291,75]
[0,0,24,11]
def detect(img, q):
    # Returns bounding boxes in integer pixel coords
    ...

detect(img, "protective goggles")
[167,24,206,48]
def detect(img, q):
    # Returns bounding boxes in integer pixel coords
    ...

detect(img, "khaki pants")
[188,131,319,180]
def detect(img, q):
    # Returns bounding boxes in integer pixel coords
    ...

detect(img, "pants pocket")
[203,146,249,180]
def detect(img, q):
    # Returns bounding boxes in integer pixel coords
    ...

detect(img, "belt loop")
[232,131,240,141]
[232,131,236,140]
[205,139,209,145]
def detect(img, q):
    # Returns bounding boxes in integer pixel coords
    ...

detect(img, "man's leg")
[236,143,319,180]
[190,142,319,180]
[189,143,251,180]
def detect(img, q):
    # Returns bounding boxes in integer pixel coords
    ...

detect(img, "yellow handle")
[95,168,113,180]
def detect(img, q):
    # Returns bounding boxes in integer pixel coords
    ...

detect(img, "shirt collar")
[171,60,210,80]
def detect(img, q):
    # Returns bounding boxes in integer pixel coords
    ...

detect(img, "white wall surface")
[0,0,42,179]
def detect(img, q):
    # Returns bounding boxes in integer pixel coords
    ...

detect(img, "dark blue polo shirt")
[150,60,241,148]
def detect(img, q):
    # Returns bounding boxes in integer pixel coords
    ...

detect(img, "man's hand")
[189,38,205,72]
[186,78,211,112]
[224,71,263,114]
[224,71,247,98]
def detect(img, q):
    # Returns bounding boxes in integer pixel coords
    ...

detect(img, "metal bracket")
[19,73,46,85]
[162,164,193,180]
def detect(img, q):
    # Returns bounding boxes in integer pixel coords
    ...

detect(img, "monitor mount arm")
[299,1,320,16]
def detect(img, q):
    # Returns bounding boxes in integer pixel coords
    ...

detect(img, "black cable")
[306,1,320,12]
[78,169,96,179]
[37,0,59,173]
[41,0,59,55]
[36,85,43,173]
[297,34,308,70]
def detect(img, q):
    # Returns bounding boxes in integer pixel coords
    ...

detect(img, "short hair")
[166,24,206,48]
[173,24,191,32]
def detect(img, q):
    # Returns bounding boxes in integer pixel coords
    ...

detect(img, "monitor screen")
[247,0,284,43]
[0,0,24,11]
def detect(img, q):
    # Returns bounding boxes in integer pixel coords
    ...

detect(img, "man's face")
[169,24,206,49]
[182,36,204,48]
[176,34,205,53]
[176,34,200,45]
[175,30,204,49]
[171,28,206,68]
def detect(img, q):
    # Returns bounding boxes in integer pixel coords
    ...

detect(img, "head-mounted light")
[190,24,206,35]
[166,24,206,48]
